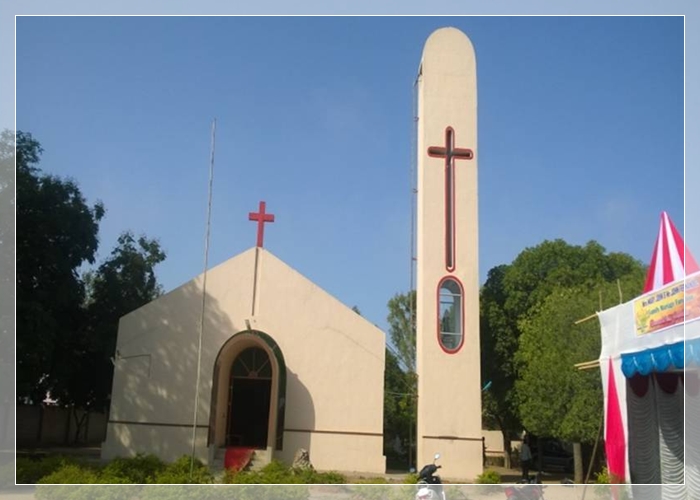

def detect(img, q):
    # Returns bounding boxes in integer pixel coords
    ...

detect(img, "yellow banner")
[686,274,700,323]
[635,282,685,336]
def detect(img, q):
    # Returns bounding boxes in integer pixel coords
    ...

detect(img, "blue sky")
[15,16,685,333]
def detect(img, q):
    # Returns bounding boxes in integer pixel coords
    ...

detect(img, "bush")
[402,472,419,484]
[476,469,501,484]
[101,454,165,484]
[595,467,611,484]
[351,477,389,484]
[224,460,346,485]
[294,469,345,484]
[37,464,100,484]
[17,455,79,484]
[149,456,213,484]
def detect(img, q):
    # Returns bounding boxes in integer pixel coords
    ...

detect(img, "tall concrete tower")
[415,27,482,481]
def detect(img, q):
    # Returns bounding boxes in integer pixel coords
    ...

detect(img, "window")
[232,347,272,379]
[438,278,463,352]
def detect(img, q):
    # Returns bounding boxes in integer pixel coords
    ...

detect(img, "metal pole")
[191,119,217,477]
[408,73,420,473]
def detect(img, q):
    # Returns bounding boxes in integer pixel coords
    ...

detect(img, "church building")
[102,27,484,479]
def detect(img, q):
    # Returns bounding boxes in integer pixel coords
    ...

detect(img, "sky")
[13,16,687,334]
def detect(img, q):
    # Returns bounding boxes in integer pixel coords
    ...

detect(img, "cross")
[428,127,474,272]
[248,201,275,248]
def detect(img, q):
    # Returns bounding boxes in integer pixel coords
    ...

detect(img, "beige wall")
[416,27,483,481]
[103,247,386,474]
[482,430,505,454]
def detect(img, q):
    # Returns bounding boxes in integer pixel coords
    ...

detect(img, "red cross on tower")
[248,201,275,248]
[428,126,474,272]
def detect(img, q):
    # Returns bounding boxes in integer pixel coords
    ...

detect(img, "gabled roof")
[643,211,699,293]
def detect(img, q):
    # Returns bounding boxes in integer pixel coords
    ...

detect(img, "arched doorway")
[209,330,286,452]
[227,347,272,448]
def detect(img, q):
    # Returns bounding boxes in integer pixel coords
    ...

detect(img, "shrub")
[149,456,213,484]
[224,460,345,486]
[595,467,611,484]
[292,468,345,484]
[17,455,79,484]
[101,454,165,484]
[351,477,389,484]
[402,472,419,484]
[37,464,100,484]
[476,469,501,484]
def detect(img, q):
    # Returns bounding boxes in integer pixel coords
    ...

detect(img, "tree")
[502,239,644,321]
[384,348,416,467]
[385,291,417,468]
[15,130,166,444]
[515,276,643,482]
[480,239,646,478]
[507,242,645,482]
[16,131,105,404]
[52,231,165,440]
[480,264,521,468]
[387,291,416,373]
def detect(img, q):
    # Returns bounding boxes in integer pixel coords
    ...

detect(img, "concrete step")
[247,449,272,471]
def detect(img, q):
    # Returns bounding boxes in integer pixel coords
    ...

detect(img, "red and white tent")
[643,211,698,293]
[598,211,699,492]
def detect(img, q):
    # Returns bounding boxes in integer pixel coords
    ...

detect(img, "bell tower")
[415,27,482,480]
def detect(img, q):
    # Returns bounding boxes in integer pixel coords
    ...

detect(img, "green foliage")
[480,265,521,449]
[313,470,346,484]
[15,130,166,426]
[16,130,105,404]
[100,454,166,484]
[595,467,611,484]
[384,348,416,466]
[479,239,645,481]
[385,291,417,467]
[224,460,344,485]
[351,477,389,484]
[502,240,645,319]
[149,456,213,484]
[476,469,501,484]
[515,280,642,444]
[37,464,100,484]
[402,472,419,484]
[387,291,416,373]
[16,455,80,484]
[54,231,166,419]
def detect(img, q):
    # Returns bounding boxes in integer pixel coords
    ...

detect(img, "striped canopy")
[643,211,699,293]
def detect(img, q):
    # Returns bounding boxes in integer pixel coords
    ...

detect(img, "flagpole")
[191,119,216,477]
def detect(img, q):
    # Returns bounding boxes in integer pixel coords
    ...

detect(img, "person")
[520,435,532,481]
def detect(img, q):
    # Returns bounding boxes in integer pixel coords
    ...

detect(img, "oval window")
[438,278,463,352]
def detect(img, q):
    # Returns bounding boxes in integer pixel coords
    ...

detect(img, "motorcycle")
[415,453,446,500]
[503,474,546,500]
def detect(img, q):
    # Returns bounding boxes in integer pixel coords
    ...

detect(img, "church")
[102,27,484,479]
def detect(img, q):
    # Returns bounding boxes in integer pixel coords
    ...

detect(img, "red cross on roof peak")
[248,201,275,248]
